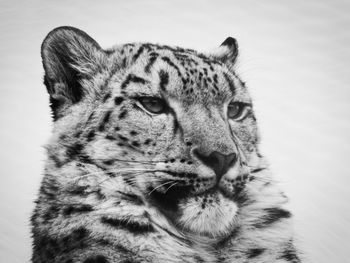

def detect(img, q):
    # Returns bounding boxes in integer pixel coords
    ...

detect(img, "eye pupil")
[139,97,166,114]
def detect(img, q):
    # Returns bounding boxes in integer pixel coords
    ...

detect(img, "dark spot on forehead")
[145,55,158,73]
[132,46,145,62]
[213,74,218,83]
[102,92,111,102]
[118,110,127,119]
[121,74,147,90]
[121,57,127,67]
[161,56,183,82]
[132,141,140,147]
[114,97,124,105]
[130,130,138,136]
[144,139,152,145]
[159,70,169,91]
[223,72,236,95]
[105,135,116,140]
[118,135,128,141]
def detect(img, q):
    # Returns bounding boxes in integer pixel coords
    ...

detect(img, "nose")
[194,149,236,180]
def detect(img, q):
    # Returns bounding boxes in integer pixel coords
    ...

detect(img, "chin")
[177,191,238,238]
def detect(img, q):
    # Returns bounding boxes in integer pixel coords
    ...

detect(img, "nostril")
[194,149,236,179]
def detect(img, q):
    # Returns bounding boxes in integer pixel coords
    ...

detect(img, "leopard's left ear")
[209,37,238,65]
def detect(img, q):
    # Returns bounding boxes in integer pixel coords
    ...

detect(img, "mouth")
[147,179,223,214]
[148,184,239,237]
[145,171,244,237]
[146,169,252,213]
[147,183,193,212]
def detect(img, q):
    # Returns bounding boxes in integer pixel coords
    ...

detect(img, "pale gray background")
[0,0,349,262]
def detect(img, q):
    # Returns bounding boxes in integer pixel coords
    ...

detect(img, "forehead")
[111,43,250,104]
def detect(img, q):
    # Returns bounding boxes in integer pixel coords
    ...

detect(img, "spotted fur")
[31,26,301,262]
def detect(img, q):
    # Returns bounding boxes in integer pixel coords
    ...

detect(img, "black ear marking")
[221,37,237,48]
[213,37,239,65]
[41,26,105,120]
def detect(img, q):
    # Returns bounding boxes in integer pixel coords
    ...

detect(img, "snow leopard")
[31,26,301,263]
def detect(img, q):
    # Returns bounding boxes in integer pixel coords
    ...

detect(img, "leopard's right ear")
[208,37,239,67]
[41,26,107,120]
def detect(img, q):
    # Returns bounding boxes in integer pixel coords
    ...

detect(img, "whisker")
[117,168,159,173]
[113,158,165,164]
[249,167,268,174]
[248,176,272,183]
[147,181,174,196]
[83,157,160,165]
[121,173,165,186]
[164,182,178,193]
[74,167,159,180]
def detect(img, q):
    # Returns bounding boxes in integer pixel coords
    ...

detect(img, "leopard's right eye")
[138,97,167,114]
[227,101,250,121]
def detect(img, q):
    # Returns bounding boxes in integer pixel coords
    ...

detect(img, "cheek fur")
[230,120,259,150]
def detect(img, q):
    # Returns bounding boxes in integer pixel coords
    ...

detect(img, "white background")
[0,0,349,262]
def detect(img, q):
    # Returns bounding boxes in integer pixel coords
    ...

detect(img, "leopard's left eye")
[138,97,167,114]
[227,101,249,121]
